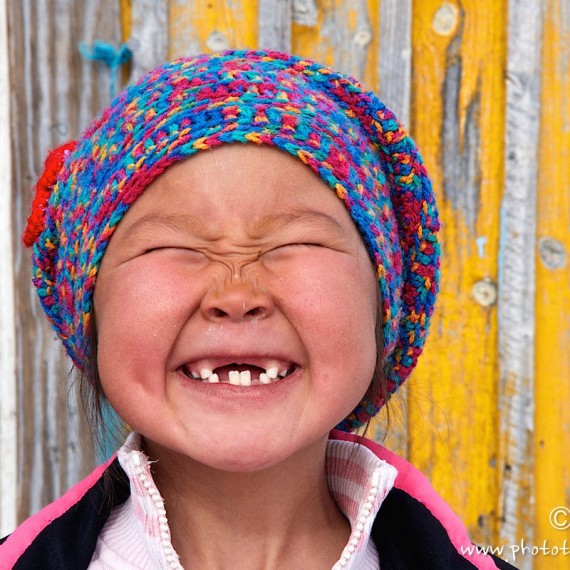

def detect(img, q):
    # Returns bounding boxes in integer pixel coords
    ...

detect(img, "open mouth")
[180,360,299,386]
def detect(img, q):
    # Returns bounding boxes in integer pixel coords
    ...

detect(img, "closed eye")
[261,242,327,260]
[275,242,324,249]
[142,246,205,257]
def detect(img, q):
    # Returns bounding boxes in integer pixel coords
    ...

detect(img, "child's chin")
[194,438,294,473]
[188,427,327,475]
[203,455,280,473]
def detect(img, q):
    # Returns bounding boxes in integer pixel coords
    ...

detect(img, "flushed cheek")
[269,254,377,405]
[272,254,377,349]
[94,262,203,387]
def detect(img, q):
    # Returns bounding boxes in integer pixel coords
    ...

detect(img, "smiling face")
[94,144,378,472]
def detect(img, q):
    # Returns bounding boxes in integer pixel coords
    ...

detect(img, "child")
[0,50,516,569]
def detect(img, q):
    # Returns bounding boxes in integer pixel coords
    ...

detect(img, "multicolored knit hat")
[23,49,440,431]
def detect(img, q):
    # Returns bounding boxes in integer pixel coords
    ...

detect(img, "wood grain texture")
[169,0,258,59]
[128,0,168,83]
[498,1,543,563]
[409,0,507,547]
[293,0,318,27]
[0,0,17,537]
[369,0,413,458]
[293,0,378,87]
[258,0,292,52]
[7,0,121,522]
[377,0,411,127]
[534,2,570,568]
[4,1,567,557]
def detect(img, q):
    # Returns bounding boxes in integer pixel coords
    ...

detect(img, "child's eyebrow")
[123,212,210,238]
[250,209,345,236]
[122,208,345,241]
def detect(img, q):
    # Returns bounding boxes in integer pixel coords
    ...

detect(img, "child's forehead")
[144,145,341,204]
[118,145,354,240]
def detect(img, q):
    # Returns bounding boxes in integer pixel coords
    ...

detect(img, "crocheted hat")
[23,49,440,431]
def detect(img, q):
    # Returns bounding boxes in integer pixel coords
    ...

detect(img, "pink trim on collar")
[330,430,498,570]
[0,455,117,569]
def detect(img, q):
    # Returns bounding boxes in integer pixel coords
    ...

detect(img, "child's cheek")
[94,257,204,387]
[266,247,377,365]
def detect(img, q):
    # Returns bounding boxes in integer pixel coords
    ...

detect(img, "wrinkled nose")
[200,277,274,322]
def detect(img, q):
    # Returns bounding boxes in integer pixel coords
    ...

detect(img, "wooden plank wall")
[0,0,17,538]
[5,0,122,523]
[3,1,569,568]
[410,0,507,553]
[535,0,570,564]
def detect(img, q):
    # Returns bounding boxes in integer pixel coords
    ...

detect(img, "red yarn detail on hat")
[22,141,77,247]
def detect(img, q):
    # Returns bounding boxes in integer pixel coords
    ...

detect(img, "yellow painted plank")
[120,0,132,86]
[409,0,507,546]
[120,0,132,41]
[534,1,570,568]
[169,0,258,58]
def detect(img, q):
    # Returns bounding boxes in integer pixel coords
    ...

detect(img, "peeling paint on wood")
[410,0,508,549]
[321,0,373,79]
[3,0,569,555]
[432,2,459,37]
[169,1,258,59]
[292,0,377,86]
[441,8,482,232]
[537,237,566,270]
[293,0,318,27]
[472,278,498,307]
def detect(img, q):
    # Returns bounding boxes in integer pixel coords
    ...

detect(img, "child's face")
[94,144,378,471]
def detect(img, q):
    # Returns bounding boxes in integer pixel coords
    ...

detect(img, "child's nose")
[200,277,274,322]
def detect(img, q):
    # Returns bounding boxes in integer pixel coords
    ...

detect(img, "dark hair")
[79,295,389,459]
[78,308,128,460]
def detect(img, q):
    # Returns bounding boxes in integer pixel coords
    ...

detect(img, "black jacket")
[0,432,518,569]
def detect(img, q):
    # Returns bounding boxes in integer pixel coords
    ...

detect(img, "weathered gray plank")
[440,10,482,233]
[8,0,121,522]
[370,0,413,459]
[498,0,543,565]
[258,0,293,52]
[377,0,411,127]
[0,0,17,536]
[294,0,373,82]
[293,0,317,27]
[128,0,168,84]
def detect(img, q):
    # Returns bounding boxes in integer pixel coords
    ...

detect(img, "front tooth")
[266,366,278,379]
[259,373,271,384]
[200,368,213,380]
[208,373,219,383]
[228,370,240,385]
[239,370,251,386]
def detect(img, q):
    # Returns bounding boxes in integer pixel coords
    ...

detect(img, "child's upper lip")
[180,355,298,378]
